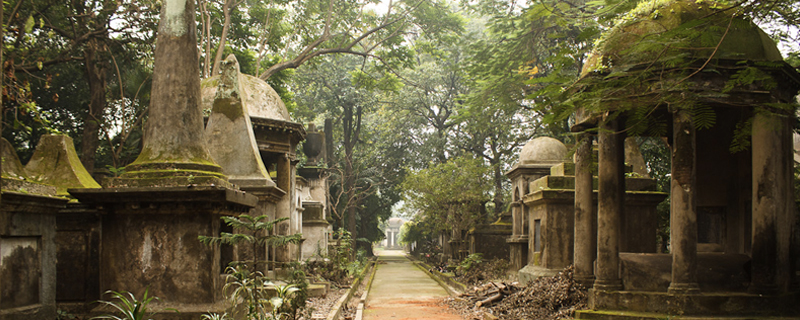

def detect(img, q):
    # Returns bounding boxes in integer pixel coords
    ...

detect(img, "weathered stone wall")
[468,224,511,261]
[55,203,101,309]
[0,192,68,320]
[100,212,223,304]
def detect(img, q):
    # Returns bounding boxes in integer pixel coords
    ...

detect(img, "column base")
[668,282,700,294]
[593,279,622,291]
[574,273,595,289]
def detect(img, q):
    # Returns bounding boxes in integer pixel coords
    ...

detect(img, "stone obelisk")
[113,0,226,187]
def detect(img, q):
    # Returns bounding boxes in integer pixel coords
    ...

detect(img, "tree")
[198,215,303,272]
[401,156,492,255]
[2,0,158,172]
[293,54,402,254]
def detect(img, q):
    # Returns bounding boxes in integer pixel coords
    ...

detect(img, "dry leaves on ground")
[443,266,587,320]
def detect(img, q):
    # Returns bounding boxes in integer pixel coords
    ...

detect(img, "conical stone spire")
[112,0,227,187]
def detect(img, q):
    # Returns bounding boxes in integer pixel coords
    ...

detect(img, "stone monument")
[68,0,257,315]
[571,1,800,318]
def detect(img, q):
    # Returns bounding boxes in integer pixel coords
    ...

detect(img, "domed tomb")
[568,1,800,318]
[582,0,783,76]
[519,137,567,165]
[572,0,799,131]
[201,74,291,121]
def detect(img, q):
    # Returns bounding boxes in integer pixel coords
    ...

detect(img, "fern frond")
[691,103,716,130]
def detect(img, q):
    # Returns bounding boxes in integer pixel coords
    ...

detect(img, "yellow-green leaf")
[25,15,35,33]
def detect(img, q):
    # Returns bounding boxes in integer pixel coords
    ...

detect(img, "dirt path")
[363,249,462,320]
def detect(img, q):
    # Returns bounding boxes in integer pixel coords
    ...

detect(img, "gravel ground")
[299,287,348,320]
[338,269,370,320]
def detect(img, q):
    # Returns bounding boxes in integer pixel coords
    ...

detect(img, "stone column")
[749,111,791,294]
[668,109,700,294]
[594,119,624,291]
[275,154,293,262]
[574,133,596,287]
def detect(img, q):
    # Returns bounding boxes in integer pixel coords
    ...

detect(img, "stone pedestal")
[519,159,666,284]
[55,203,102,312]
[1,185,68,320]
[506,235,528,271]
[69,187,256,313]
[301,201,329,259]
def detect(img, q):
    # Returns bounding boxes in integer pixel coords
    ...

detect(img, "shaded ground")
[363,250,462,320]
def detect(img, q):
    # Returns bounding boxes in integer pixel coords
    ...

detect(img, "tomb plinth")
[69,187,256,311]
[0,138,70,320]
[468,223,511,260]
[301,201,327,257]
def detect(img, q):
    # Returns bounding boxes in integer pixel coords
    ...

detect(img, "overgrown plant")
[279,262,309,320]
[92,288,157,320]
[457,253,484,274]
[306,228,370,286]
[198,214,303,272]
[268,283,301,320]
[221,265,303,320]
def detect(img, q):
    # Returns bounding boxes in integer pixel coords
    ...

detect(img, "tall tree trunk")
[342,104,362,255]
[81,38,107,173]
[344,104,357,246]
[210,0,234,77]
[492,160,504,216]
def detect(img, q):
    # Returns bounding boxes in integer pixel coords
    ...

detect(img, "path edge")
[326,259,376,320]
[409,255,467,296]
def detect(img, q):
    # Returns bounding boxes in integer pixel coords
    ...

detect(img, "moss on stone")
[24,134,100,196]
[585,0,783,76]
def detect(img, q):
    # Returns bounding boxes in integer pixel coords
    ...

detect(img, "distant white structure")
[383,217,404,249]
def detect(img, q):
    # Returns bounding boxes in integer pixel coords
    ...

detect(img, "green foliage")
[457,253,484,273]
[92,289,157,320]
[222,266,302,320]
[402,156,492,236]
[200,313,229,320]
[198,214,303,271]
[279,262,309,320]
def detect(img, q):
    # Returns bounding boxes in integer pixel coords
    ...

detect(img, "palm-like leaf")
[92,288,157,320]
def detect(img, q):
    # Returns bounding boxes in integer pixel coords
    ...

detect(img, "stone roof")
[388,217,404,227]
[201,74,291,122]
[582,0,783,77]
[519,137,567,165]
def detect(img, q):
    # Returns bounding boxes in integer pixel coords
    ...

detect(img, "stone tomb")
[205,54,285,273]
[69,0,258,315]
[518,156,666,284]
[571,1,800,318]
[505,137,569,271]
[384,217,404,249]
[0,138,69,320]
[200,62,306,265]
